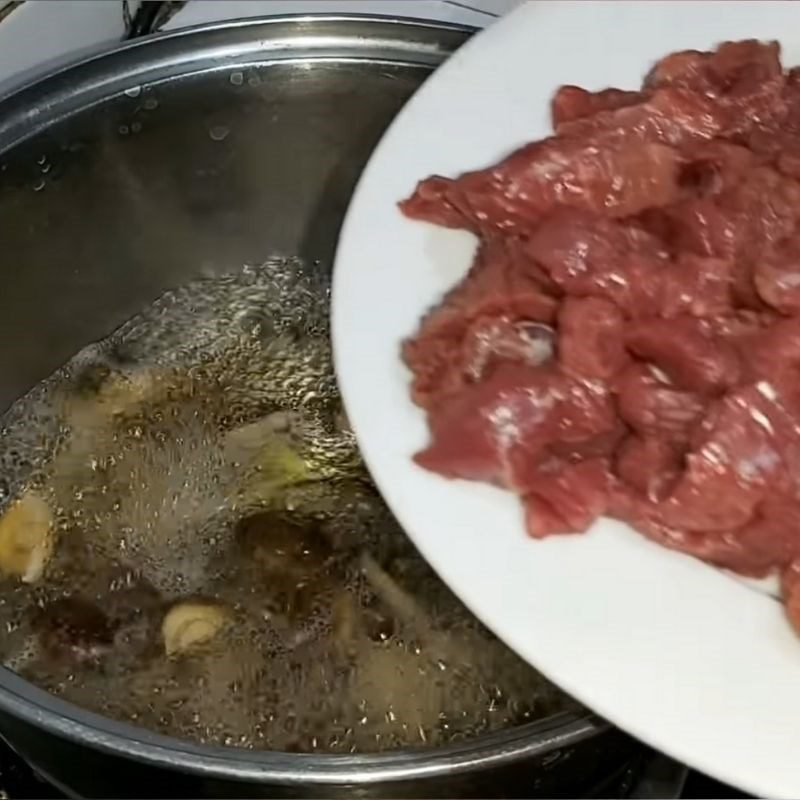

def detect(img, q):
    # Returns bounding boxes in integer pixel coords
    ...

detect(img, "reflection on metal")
[0,2,20,24]
[124,0,186,39]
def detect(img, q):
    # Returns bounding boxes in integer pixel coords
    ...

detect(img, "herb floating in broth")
[162,601,231,658]
[0,491,54,583]
[0,259,573,752]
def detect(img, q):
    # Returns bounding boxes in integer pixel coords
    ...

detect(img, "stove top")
[0,732,748,799]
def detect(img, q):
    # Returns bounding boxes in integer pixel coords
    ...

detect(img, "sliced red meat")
[401,138,683,234]
[644,49,712,92]
[777,146,800,181]
[403,236,558,408]
[709,40,782,88]
[718,375,800,490]
[638,201,727,258]
[624,316,740,394]
[713,42,785,135]
[717,165,800,309]
[768,70,800,178]
[720,166,800,248]
[644,490,800,579]
[462,317,554,383]
[726,496,800,575]
[784,67,800,124]
[401,37,800,638]
[677,140,756,196]
[551,85,645,127]
[615,435,683,502]
[529,212,731,319]
[709,309,779,340]
[736,316,800,384]
[754,234,800,315]
[662,253,734,318]
[556,87,724,147]
[637,199,738,260]
[397,175,465,229]
[744,69,800,174]
[611,511,774,577]
[558,296,629,381]
[415,363,617,493]
[615,363,706,444]
[645,40,785,135]
[547,418,626,463]
[523,494,572,539]
[524,458,613,537]
[641,387,787,532]
[527,209,670,314]
[783,561,800,635]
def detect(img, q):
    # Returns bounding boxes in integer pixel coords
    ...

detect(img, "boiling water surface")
[0,259,572,752]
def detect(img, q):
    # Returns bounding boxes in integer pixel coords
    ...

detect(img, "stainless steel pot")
[0,16,682,798]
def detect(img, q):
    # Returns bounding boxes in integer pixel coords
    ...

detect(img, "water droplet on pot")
[209,125,230,142]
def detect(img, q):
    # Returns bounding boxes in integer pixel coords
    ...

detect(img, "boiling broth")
[0,259,573,752]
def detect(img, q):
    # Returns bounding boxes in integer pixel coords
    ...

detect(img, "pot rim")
[0,664,607,784]
[0,12,610,785]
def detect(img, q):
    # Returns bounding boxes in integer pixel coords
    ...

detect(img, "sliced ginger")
[65,367,168,429]
[0,491,54,583]
[161,601,229,657]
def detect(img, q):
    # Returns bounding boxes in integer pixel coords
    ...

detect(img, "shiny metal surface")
[0,15,666,797]
[0,15,464,410]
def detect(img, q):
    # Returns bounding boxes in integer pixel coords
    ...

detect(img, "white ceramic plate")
[332,2,800,795]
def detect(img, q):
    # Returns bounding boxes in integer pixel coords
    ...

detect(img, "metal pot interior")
[0,16,608,784]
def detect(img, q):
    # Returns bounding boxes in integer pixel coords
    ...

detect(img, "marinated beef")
[400,39,800,634]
